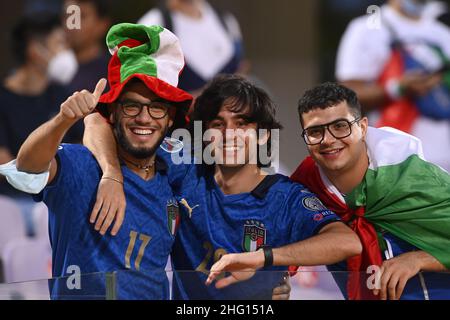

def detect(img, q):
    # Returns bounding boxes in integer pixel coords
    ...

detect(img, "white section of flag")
[151,28,184,86]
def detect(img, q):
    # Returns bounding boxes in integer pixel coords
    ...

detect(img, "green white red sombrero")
[97,23,193,119]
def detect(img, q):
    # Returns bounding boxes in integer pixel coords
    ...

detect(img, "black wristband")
[262,245,273,268]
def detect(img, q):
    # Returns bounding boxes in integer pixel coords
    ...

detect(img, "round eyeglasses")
[302,118,361,145]
[117,100,172,119]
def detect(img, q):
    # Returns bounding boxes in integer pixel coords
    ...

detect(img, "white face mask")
[47,49,79,85]
[0,160,49,194]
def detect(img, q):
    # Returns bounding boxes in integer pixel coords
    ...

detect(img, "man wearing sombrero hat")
[13,23,192,299]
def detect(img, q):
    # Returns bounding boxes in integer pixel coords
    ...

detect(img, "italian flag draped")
[291,127,450,300]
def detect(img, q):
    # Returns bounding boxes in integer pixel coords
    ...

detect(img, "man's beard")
[113,120,166,159]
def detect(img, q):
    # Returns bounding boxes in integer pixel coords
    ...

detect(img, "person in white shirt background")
[336,0,450,171]
[138,0,244,99]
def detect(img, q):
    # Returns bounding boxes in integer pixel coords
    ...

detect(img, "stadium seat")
[0,196,26,254]
[1,238,52,283]
[31,202,49,239]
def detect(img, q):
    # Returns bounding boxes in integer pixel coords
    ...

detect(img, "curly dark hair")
[297,82,362,127]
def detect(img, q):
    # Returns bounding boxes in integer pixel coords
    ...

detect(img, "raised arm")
[206,221,362,288]
[83,111,126,236]
[16,79,107,183]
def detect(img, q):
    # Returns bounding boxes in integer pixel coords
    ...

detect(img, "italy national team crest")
[167,198,180,236]
[242,220,267,252]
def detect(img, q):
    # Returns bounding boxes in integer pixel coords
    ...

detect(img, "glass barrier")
[0,272,110,300]
[0,268,449,300]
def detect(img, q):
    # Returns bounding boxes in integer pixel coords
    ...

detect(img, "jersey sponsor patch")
[242,220,266,252]
[302,196,328,212]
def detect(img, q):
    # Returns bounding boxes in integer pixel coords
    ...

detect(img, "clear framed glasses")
[302,118,361,145]
[116,100,172,119]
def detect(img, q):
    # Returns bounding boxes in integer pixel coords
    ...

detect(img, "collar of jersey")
[208,173,283,202]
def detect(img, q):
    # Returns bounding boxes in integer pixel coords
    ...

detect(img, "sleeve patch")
[302,196,328,211]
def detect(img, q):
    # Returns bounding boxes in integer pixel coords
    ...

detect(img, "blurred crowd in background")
[0,0,450,297]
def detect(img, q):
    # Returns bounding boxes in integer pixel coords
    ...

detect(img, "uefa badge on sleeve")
[302,196,327,211]
[242,220,267,252]
[167,198,180,236]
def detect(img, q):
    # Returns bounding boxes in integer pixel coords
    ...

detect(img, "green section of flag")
[106,23,164,82]
[118,44,158,83]
[244,235,257,252]
[244,235,251,252]
[346,155,450,268]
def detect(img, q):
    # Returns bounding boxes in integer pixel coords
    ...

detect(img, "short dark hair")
[191,74,282,131]
[297,82,362,127]
[11,13,61,65]
[438,12,450,27]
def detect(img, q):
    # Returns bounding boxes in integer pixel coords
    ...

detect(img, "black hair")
[438,12,450,28]
[75,0,110,18]
[11,13,61,65]
[191,74,282,131]
[297,82,362,127]
[190,74,282,167]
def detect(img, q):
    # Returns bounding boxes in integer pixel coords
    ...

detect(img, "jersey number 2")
[196,241,228,279]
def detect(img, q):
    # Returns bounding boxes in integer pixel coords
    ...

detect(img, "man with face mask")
[336,0,450,172]
[0,14,81,233]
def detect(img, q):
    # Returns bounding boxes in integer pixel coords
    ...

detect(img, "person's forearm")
[206,223,362,288]
[341,80,387,112]
[16,114,75,173]
[415,251,448,272]
[270,222,362,267]
[83,113,121,178]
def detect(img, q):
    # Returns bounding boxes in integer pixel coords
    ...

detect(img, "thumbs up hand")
[60,78,107,121]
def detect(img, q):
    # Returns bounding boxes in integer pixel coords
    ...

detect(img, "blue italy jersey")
[162,159,340,300]
[35,144,177,300]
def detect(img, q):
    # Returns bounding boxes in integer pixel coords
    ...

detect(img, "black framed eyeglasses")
[116,99,172,119]
[301,118,361,145]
